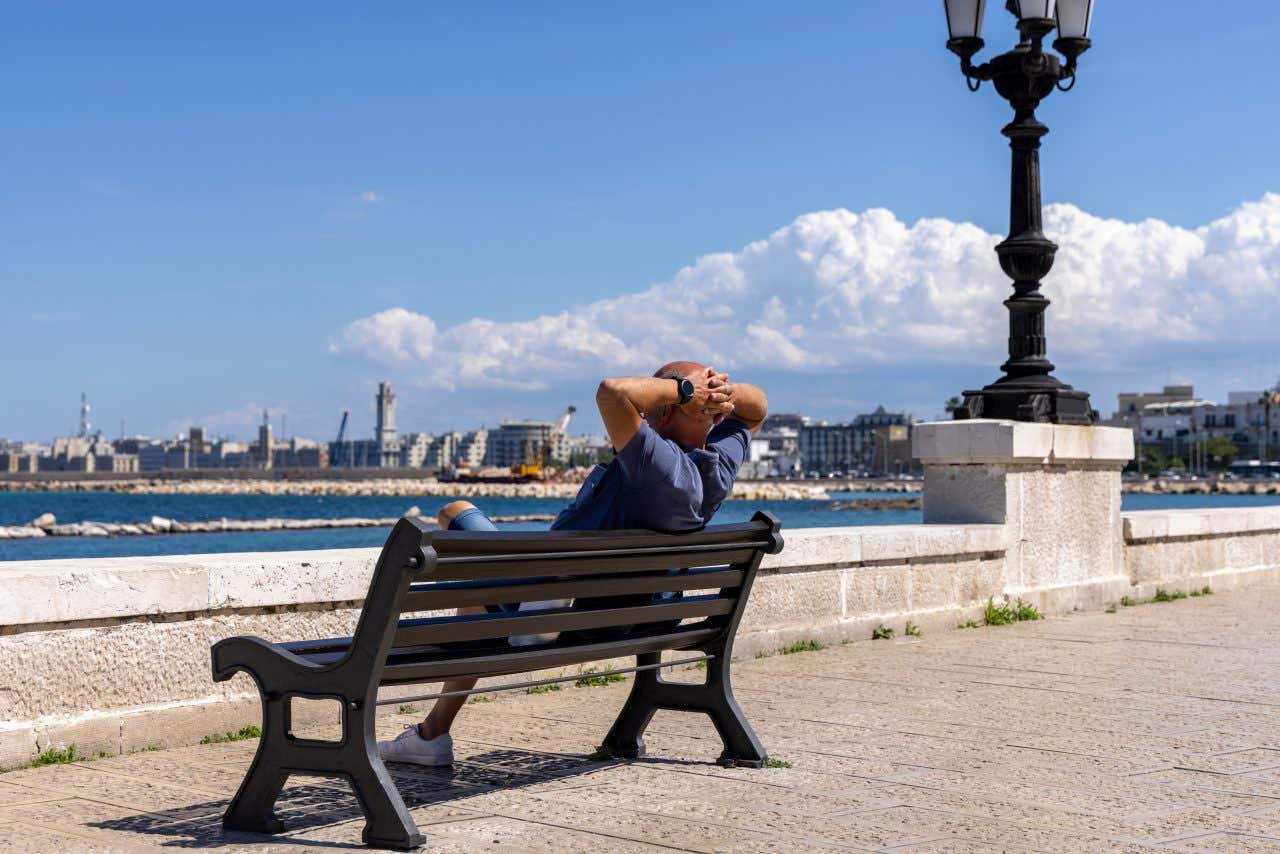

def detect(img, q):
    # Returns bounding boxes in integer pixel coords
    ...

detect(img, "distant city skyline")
[3,3,1278,440]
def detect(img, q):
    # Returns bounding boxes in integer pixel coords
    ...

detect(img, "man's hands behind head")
[682,366,735,425]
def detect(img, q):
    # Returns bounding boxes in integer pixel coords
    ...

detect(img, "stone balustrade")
[1,420,1277,773]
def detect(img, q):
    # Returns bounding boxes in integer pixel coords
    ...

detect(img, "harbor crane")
[512,405,576,480]
[331,409,349,468]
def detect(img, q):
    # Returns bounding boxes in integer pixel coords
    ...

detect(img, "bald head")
[653,360,706,380]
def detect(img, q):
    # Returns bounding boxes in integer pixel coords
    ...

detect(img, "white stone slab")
[913,419,1133,464]
[1123,507,1280,541]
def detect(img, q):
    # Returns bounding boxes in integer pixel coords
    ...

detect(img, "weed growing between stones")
[397,704,419,714]
[30,744,78,767]
[957,620,980,629]
[904,621,922,638]
[1121,595,1137,606]
[526,684,562,694]
[200,725,262,745]
[872,624,895,640]
[755,650,771,659]
[982,596,1043,625]
[764,757,793,768]
[780,640,826,655]
[574,668,626,688]
[1105,603,1117,613]
[467,695,491,704]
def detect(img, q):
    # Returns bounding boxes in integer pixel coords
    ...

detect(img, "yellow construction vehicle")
[512,405,576,480]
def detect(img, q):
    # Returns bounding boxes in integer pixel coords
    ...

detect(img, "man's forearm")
[729,382,768,429]
[597,376,681,415]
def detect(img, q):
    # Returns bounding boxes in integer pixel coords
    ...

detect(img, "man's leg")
[418,501,490,739]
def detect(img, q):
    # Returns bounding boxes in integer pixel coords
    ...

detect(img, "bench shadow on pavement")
[88,748,623,849]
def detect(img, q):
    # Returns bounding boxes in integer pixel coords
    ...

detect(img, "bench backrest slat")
[393,594,734,647]
[402,566,744,613]
[341,513,782,678]
[422,545,763,581]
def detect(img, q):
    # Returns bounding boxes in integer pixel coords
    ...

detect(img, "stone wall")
[2,487,1277,770]
[0,525,1006,769]
[1123,506,1280,596]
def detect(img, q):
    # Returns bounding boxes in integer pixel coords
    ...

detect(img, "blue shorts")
[447,504,683,640]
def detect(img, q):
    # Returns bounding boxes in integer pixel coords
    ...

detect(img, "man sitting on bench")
[379,360,768,766]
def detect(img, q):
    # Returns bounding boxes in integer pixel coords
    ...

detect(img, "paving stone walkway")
[5,584,1280,852]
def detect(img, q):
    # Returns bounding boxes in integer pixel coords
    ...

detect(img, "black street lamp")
[943,0,1098,424]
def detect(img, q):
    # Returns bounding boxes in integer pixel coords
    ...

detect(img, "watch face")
[678,378,695,404]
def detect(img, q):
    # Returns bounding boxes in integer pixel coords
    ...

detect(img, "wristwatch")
[674,377,695,406]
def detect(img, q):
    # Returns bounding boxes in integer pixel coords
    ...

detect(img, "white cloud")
[331,194,1280,390]
[330,307,437,365]
[359,191,382,204]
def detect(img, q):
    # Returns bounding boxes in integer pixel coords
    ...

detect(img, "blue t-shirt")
[551,418,752,533]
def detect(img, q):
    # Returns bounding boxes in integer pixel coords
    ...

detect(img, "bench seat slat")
[424,545,761,580]
[392,594,733,647]
[380,626,720,683]
[402,566,744,612]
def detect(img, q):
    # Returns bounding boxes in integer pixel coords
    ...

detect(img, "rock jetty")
[0,477,834,501]
[0,509,557,540]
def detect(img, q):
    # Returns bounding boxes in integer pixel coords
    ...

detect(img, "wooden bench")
[211,510,784,850]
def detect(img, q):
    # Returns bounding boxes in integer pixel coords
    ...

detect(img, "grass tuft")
[983,596,1042,626]
[755,650,771,659]
[763,757,793,768]
[467,695,491,704]
[904,621,922,638]
[526,683,562,695]
[1202,585,1213,595]
[1105,603,1117,613]
[574,668,626,688]
[982,597,1016,625]
[1121,595,1137,607]
[1152,587,1173,603]
[200,725,262,745]
[872,624,895,640]
[1013,599,1044,621]
[780,640,826,655]
[30,745,78,767]
[397,704,419,715]
[957,620,979,629]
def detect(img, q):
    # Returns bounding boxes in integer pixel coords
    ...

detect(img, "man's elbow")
[595,379,620,406]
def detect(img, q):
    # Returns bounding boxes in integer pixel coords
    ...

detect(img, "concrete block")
[922,465,1008,524]
[740,569,842,632]
[761,527,860,570]
[0,724,36,770]
[909,563,959,610]
[118,696,263,753]
[207,548,376,609]
[843,566,910,617]
[913,420,1054,464]
[35,714,120,759]
[954,557,1005,605]
[1123,512,1168,542]
[0,561,210,626]
[860,527,922,562]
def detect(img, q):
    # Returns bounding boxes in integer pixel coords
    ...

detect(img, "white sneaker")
[378,726,454,767]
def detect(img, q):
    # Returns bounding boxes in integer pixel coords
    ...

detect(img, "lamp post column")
[997,106,1056,384]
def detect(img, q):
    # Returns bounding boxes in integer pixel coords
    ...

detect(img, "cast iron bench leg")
[602,648,767,768]
[223,695,290,834]
[348,703,425,850]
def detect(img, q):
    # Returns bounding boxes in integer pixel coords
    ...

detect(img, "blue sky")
[3,2,1278,442]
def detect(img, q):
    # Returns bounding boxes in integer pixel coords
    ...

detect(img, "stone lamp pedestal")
[913,419,1135,611]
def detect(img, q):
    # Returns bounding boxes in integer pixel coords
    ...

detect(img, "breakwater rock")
[828,497,923,511]
[0,477,833,501]
[0,510,558,540]
[1121,479,1280,495]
